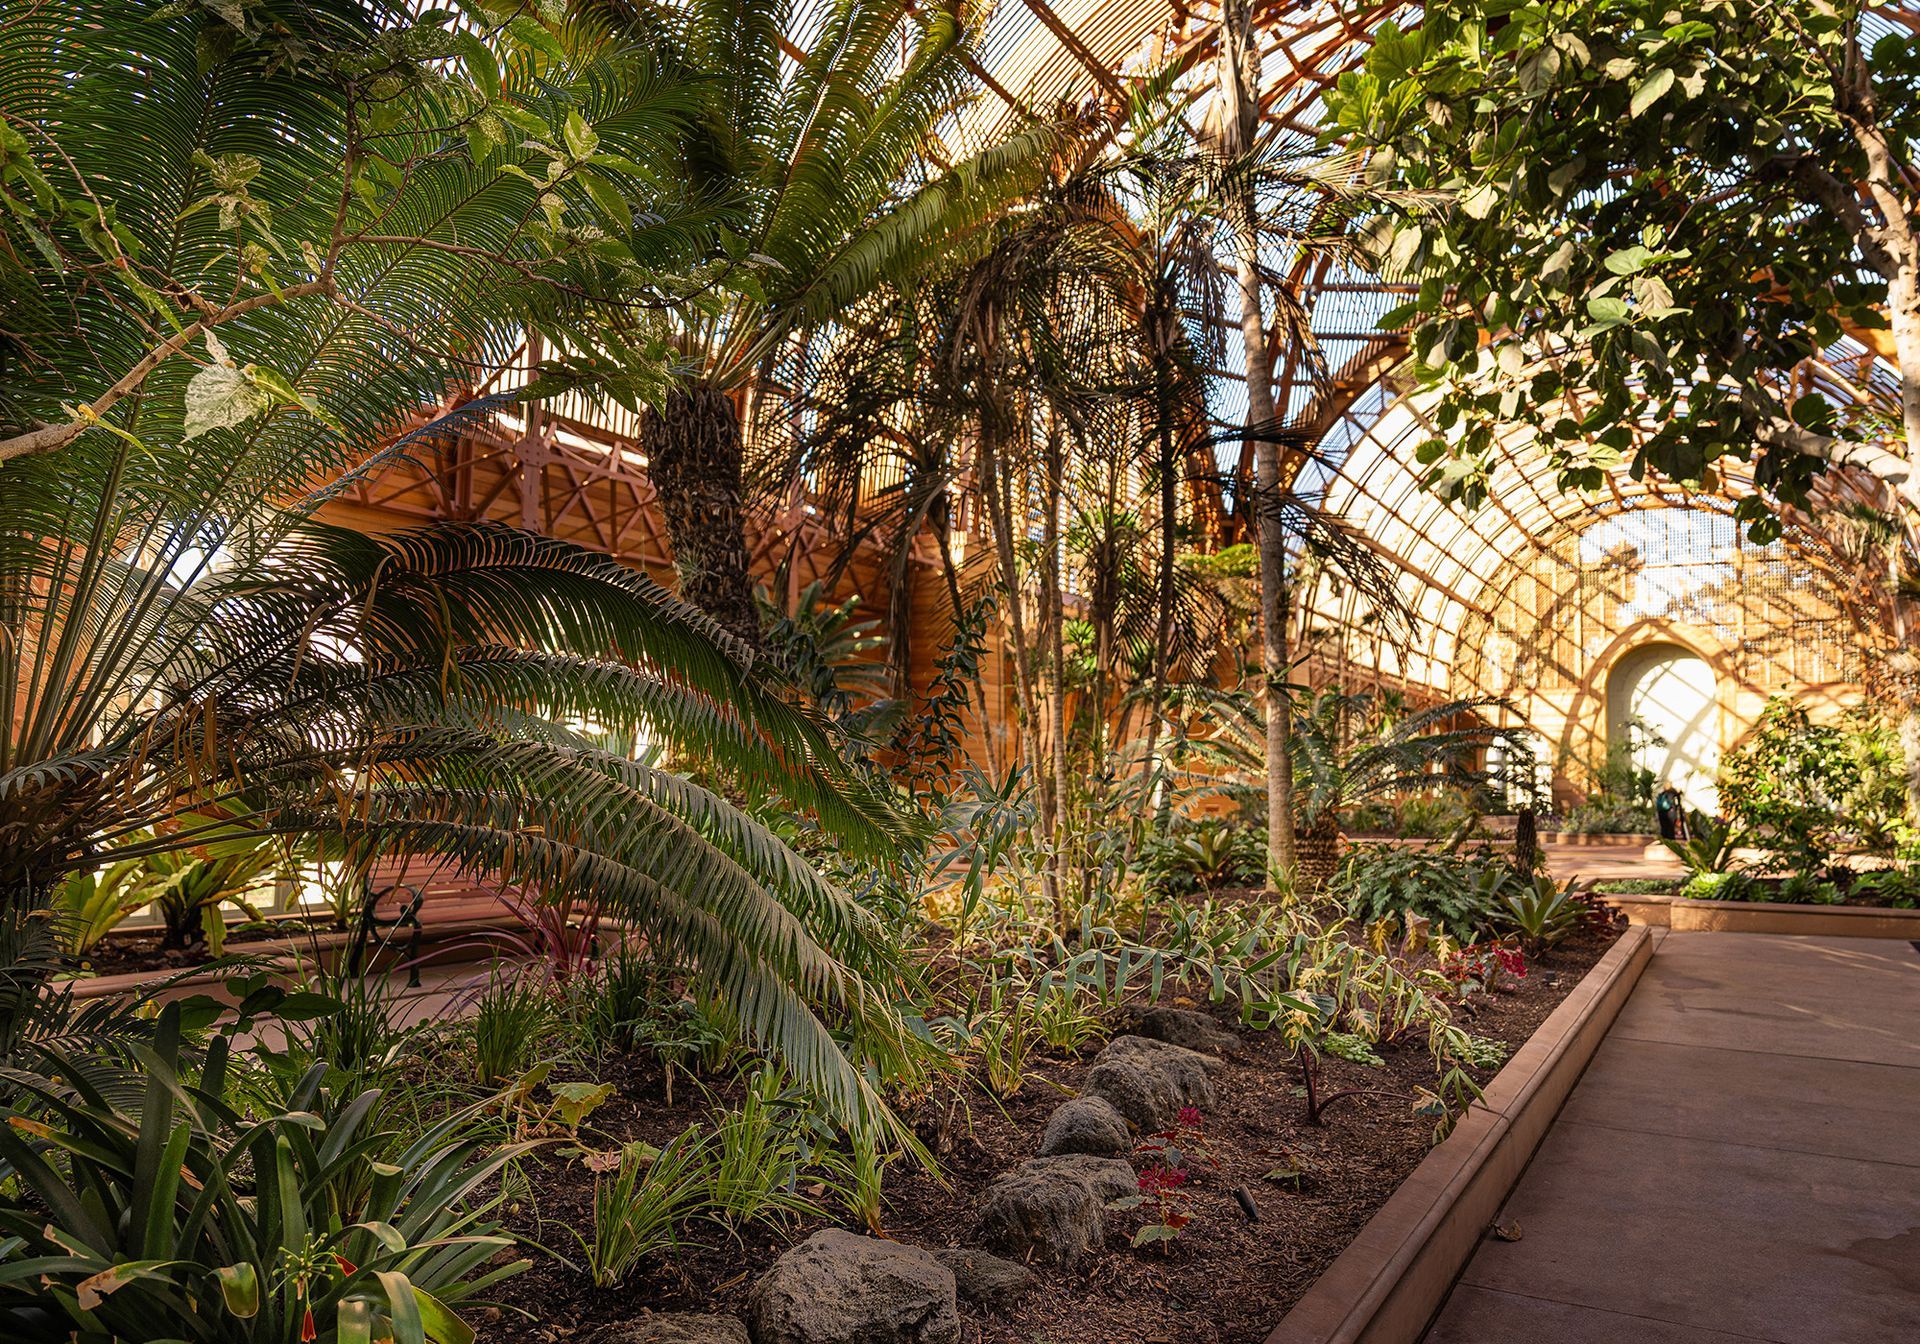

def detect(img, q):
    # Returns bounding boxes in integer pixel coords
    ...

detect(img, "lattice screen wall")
[1452,508,1864,705]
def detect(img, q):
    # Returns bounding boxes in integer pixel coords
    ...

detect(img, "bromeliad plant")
[0,1008,528,1344]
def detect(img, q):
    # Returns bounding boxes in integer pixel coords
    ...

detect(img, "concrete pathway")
[1424,931,1920,1344]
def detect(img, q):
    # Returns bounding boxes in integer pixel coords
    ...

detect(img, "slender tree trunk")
[1217,0,1296,886]
[978,423,1056,915]
[934,520,1001,779]
[1126,354,1180,868]
[641,381,761,646]
[1043,423,1072,928]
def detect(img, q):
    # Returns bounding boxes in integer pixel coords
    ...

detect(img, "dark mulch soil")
[482,916,1622,1344]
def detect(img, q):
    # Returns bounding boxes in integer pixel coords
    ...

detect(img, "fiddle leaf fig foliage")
[1326,0,1920,532]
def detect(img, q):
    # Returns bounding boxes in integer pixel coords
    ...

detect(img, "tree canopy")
[1327,0,1920,533]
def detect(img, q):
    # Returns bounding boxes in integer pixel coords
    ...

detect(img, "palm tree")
[0,0,914,1130]
[600,0,1057,644]
[1204,0,1442,888]
[1168,686,1515,892]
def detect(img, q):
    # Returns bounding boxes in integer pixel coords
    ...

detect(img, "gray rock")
[1014,1154,1138,1202]
[1133,1006,1242,1056]
[600,1315,750,1344]
[748,1228,958,1344]
[1036,1095,1131,1157]
[976,1155,1137,1267]
[1082,1034,1219,1131]
[931,1246,1037,1313]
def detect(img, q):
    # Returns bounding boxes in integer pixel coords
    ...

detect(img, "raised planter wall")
[1599,891,1920,939]
[1538,831,1657,848]
[1264,926,1656,1344]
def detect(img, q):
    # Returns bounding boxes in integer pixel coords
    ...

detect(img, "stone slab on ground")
[1081,1033,1218,1130]
[1036,1095,1131,1157]
[975,1155,1136,1267]
[931,1246,1037,1313]
[600,1315,750,1344]
[748,1229,958,1344]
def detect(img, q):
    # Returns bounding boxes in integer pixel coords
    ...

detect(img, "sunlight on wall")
[1608,644,1720,812]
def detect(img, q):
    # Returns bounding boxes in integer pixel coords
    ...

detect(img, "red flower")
[1138,1164,1189,1193]
[300,1308,317,1343]
[1176,1106,1203,1127]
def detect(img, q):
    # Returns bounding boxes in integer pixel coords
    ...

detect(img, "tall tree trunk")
[1891,649,1920,830]
[1216,0,1296,886]
[641,381,761,646]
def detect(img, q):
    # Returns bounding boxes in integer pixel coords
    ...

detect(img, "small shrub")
[1681,870,1756,902]
[1779,872,1844,905]
[1394,791,1476,839]
[1560,798,1657,835]
[1138,820,1264,896]
[575,946,673,1055]
[1447,1033,1510,1069]
[599,988,748,1103]
[1331,845,1512,940]
[823,1127,894,1236]
[705,1069,819,1233]
[1109,1107,1213,1249]
[1850,866,1920,908]
[1593,877,1684,895]
[0,1006,526,1343]
[1030,983,1108,1053]
[1437,942,1527,998]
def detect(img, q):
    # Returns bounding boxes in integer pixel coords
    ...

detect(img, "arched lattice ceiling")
[408,0,1914,744]
[900,0,1912,729]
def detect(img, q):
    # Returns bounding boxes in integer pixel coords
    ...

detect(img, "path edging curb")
[1262,925,1655,1344]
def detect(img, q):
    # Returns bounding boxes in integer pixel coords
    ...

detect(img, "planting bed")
[484,918,1620,1344]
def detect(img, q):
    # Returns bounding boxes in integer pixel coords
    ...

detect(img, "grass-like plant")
[1494,876,1584,956]
[581,1130,714,1289]
[703,1069,819,1233]
[473,976,556,1087]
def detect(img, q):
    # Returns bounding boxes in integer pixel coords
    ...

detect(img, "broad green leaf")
[1629,67,1675,118]
[215,1262,260,1318]
[183,360,270,442]
[1585,296,1629,324]
[1602,245,1654,275]
[413,1285,477,1344]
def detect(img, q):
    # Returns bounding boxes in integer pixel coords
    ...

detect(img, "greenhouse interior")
[4,1,1919,1341]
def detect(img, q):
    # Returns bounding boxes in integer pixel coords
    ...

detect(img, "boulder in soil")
[1037,1095,1131,1157]
[931,1247,1038,1314]
[600,1315,750,1344]
[1132,1006,1242,1056]
[1081,1034,1219,1131]
[976,1154,1137,1267]
[748,1229,958,1344]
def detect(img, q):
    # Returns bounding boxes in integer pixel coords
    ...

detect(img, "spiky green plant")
[0,0,916,1131]
[0,1007,529,1344]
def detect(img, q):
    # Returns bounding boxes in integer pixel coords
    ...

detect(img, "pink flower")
[1176,1106,1203,1127]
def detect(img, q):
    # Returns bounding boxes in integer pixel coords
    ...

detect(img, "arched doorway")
[1606,642,1720,811]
